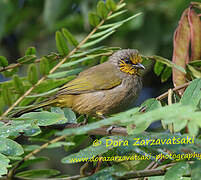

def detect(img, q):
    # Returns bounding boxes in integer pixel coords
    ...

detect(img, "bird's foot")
[106,125,117,135]
[96,112,107,119]
[78,115,88,126]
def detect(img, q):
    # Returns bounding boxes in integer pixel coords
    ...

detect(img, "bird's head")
[109,49,145,75]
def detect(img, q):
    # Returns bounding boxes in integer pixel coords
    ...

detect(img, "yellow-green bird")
[14,49,145,117]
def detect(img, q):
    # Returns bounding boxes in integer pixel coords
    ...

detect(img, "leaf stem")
[0,56,59,73]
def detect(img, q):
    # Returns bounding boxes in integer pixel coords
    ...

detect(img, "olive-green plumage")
[13,49,145,117]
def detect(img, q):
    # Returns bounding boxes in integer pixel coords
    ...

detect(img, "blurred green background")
[0,0,195,175]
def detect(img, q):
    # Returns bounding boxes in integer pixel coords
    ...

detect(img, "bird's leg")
[96,112,116,135]
[96,112,107,119]
[83,114,88,125]
[106,125,117,135]
[78,114,88,126]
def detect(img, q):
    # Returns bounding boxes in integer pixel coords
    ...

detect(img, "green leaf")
[55,31,69,56]
[39,57,50,75]
[82,164,128,180]
[62,28,78,46]
[0,121,34,138]
[127,120,149,134]
[97,0,109,19]
[63,108,76,123]
[187,120,199,136]
[0,96,5,115]
[47,67,83,79]
[151,55,186,74]
[2,68,18,77]
[18,156,49,170]
[154,61,165,76]
[32,78,74,95]
[27,63,38,85]
[80,30,115,49]
[18,111,67,126]
[0,137,24,156]
[90,24,121,39]
[191,160,201,180]
[161,66,172,82]
[27,88,59,98]
[60,57,93,68]
[50,107,68,124]
[17,55,37,64]
[180,78,201,107]
[88,12,101,27]
[24,145,40,152]
[172,118,187,132]
[164,161,189,180]
[107,9,127,20]
[188,60,201,66]
[99,12,142,29]
[116,2,126,10]
[47,141,74,149]
[140,98,161,112]
[25,47,36,55]
[23,124,41,136]
[0,56,8,67]
[149,177,167,180]
[2,84,12,106]
[70,46,105,58]
[187,64,201,78]
[16,169,60,178]
[106,0,116,11]
[12,75,24,94]
[0,153,10,177]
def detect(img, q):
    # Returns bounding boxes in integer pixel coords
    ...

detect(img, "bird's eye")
[124,58,130,63]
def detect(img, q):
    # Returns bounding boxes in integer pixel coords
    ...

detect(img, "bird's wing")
[57,63,122,95]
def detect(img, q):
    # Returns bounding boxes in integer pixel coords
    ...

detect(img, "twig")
[167,89,173,105]
[118,169,167,179]
[0,0,124,121]
[116,162,191,179]
[89,126,128,136]
[156,81,191,101]
[0,56,59,73]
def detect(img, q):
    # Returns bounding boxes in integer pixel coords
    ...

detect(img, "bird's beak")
[132,63,145,70]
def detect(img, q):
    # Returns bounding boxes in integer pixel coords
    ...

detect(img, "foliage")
[0,0,200,179]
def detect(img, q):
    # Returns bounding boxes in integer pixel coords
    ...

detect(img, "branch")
[116,162,191,179]
[118,168,167,179]
[0,0,124,121]
[0,55,59,73]
[60,123,128,136]
[156,81,190,100]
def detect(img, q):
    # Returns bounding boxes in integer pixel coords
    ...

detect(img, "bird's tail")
[12,98,57,118]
